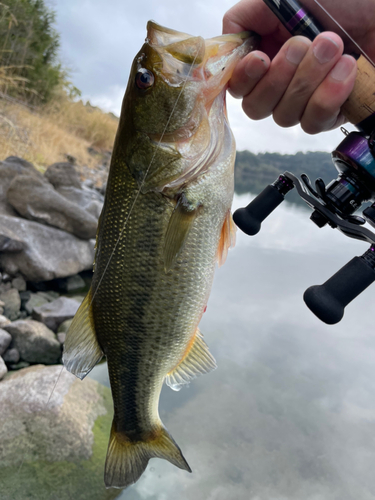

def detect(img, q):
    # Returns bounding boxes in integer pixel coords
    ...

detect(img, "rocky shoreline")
[0,155,105,380]
[0,156,122,499]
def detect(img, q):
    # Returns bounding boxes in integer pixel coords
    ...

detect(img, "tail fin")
[104,421,192,489]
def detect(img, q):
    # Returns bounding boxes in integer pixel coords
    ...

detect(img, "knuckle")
[242,98,270,121]
[273,107,299,128]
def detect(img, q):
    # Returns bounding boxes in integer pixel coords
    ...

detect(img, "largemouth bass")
[63,21,258,489]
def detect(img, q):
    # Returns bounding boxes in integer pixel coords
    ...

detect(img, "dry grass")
[0,94,118,175]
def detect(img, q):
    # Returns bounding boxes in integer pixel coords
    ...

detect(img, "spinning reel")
[234,0,375,324]
[233,129,375,324]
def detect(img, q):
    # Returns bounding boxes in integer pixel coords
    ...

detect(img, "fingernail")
[313,36,340,64]
[245,53,268,78]
[286,41,309,65]
[330,55,355,81]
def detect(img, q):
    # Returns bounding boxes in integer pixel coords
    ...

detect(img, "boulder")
[2,347,19,364]
[66,274,86,292]
[32,296,80,332]
[3,320,61,364]
[0,288,21,320]
[0,328,12,355]
[0,215,95,282]
[44,161,82,189]
[0,315,11,328]
[0,355,7,380]
[7,175,98,239]
[0,156,45,216]
[11,276,26,292]
[0,221,26,252]
[56,185,104,219]
[24,292,51,315]
[0,365,118,500]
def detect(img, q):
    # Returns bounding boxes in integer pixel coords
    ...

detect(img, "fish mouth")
[147,21,259,92]
[147,22,259,140]
[143,22,259,191]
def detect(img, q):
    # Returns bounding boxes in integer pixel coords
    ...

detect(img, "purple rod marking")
[286,8,306,31]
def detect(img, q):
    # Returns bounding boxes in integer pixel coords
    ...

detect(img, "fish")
[62,21,258,489]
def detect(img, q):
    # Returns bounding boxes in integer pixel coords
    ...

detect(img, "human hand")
[223,0,375,134]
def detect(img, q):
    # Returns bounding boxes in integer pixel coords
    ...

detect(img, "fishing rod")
[233,0,375,324]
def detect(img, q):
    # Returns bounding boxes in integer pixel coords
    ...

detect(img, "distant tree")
[0,0,70,103]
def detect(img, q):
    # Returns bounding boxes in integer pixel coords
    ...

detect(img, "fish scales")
[63,21,258,489]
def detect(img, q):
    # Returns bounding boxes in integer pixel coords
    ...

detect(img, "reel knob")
[304,245,375,324]
[233,175,294,236]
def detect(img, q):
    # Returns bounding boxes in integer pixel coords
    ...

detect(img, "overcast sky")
[47,0,354,155]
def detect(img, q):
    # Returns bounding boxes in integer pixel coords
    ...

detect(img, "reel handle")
[233,185,285,235]
[304,246,375,324]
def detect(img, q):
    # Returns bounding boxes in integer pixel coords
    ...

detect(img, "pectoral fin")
[217,210,236,267]
[163,194,200,272]
[63,289,103,380]
[166,328,217,391]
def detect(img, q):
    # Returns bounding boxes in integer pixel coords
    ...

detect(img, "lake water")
[89,193,375,500]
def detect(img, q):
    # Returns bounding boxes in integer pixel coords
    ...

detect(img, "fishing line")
[89,38,205,306]
[312,0,375,67]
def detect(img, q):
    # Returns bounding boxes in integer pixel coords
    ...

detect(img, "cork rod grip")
[341,55,375,126]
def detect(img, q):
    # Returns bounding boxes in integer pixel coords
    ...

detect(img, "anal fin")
[217,210,236,267]
[62,289,103,380]
[166,328,217,391]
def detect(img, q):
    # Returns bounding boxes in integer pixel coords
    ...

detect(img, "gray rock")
[0,315,11,328]
[57,318,73,334]
[0,282,11,293]
[0,288,21,320]
[3,320,61,364]
[66,274,86,292]
[0,221,26,252]
[33,296,80,332]
[57,332,66,344]
[19,290,31,309]
[2,347,19,364]
[0,156,44,216]
[36,290,60,301]
[24,293,49,315]
[8,360,30,370]
[0,215,95,282]
[0,365,118,500]
[44,161,82,189]
[7,175,98,239]
[11,276,26,292]
[0,328,12,355]
[0,356,7,380]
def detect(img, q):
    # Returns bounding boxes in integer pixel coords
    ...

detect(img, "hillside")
[234,149,335,204]
[0,95,118,186]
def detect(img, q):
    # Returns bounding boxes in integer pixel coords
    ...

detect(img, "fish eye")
[135,68,154,89]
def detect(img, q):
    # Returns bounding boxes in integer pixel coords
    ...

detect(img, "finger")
[273,32,344,127]
[300,54,357,134]
[223,0,290,56]
[241,36,311,120]
[228,51,270,99]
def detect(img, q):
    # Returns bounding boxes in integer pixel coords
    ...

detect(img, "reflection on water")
[89,193,375,500]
